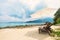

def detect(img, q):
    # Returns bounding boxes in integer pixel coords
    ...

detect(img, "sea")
[0,22,44,27]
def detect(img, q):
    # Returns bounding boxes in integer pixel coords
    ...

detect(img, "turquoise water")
[0,22,44,27]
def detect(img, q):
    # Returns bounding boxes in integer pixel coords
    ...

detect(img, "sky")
[0,0,60,22]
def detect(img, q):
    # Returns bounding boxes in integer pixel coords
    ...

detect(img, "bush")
[54,31,60,37]
[56,18,60,24]
[50,29,60,40]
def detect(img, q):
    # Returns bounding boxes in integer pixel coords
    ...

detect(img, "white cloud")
[0,0,7,3]
[31,8,58,19]
[45,0,60,8]
[7,0,18,4]
[19,0,42,10]
[0,0,60,22]
[0,15,24,22]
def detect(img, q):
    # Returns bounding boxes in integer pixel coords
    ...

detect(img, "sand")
[0,26,58,40]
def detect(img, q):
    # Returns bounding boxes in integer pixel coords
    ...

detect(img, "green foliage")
[51,29,60,37]
[54,8,60,24]
[56,18,60,24]
[50,29,60,40]
[54,31,60,37]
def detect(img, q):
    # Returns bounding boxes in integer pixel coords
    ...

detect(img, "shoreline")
[0,25,60,40]
[0,24,44,29]
[0,24,60,29]
[0,25,57,40]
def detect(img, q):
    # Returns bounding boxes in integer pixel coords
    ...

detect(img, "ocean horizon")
[0,17,53,28]
[0,22,45,27]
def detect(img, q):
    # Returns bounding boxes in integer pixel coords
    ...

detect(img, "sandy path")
[0,26,55,40]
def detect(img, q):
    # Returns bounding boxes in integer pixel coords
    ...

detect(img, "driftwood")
[38,27,51,35]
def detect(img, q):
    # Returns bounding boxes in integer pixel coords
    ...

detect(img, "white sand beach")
[0,26,59,40]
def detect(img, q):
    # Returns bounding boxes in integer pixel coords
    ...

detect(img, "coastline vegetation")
[54,8,60,25]
[50,28,60,40]
[49,8,60,40]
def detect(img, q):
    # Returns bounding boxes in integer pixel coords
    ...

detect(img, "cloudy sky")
[0,0,60,22]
